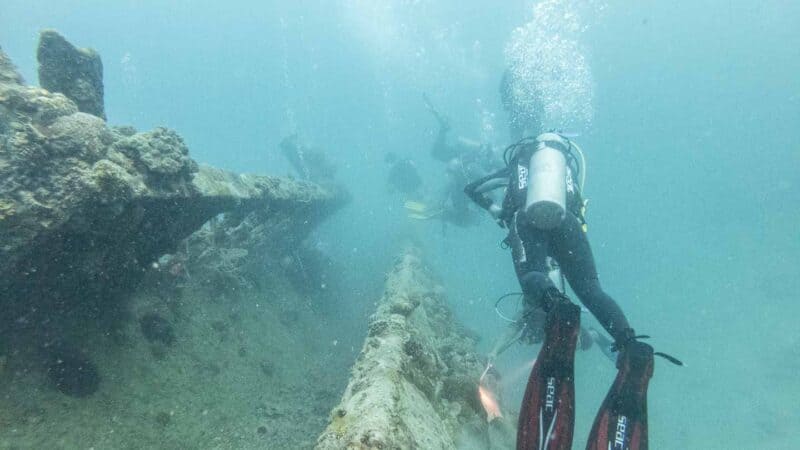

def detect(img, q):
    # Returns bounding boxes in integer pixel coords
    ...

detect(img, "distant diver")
[385,152,423,196]
[411,93,501,228]
[465,132,681,449]
[280,134,337,185]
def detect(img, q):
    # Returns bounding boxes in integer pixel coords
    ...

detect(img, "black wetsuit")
[464,142,633,343]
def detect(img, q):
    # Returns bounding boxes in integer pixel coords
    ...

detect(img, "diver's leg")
[509,213,554,306]
[511,214,582,449]
[550,213,632,343]
[516,284,581,450]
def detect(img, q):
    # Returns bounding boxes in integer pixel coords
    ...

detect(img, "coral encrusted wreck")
[37,29,106,119]
[316,248,497,449]
[0,39,344,355]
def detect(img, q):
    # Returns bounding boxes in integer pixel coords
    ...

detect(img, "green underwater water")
[1,0,799,448]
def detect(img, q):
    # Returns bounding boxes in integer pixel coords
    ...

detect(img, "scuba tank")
[524,133,570,230]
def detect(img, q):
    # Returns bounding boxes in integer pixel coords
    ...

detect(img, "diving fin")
[517,301,581,450]
[404,200,428,212]
[585,340,654,450]
[404,200,443,220]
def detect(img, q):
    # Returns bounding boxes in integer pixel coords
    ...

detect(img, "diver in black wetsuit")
[409,93,501,227]
[464,134,635,346]
[468,133,681,449]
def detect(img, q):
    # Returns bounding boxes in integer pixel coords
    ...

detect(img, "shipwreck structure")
[0,35,346,341]
[316,248,515,449]
[0,32,513,449]
[0,31,347,372]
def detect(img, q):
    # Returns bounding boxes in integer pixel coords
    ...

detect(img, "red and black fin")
[516,301,581,450]
[586,340,655,450]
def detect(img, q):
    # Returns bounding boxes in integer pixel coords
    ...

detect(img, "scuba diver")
[465,132,681,449]
[280,134,338,185]
[404,94,500,227]
[385,152,423,197]
[424,92,499,172]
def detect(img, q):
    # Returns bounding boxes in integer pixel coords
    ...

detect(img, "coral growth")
[316,247,488,449]
[0,46,23,85]
[37,30,105,119]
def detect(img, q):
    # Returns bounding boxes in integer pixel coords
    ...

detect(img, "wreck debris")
[316,247,494,449]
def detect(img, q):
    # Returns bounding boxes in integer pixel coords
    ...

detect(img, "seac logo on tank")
[518,164,528,189]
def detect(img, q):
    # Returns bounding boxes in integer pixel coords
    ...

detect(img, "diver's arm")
[474,177,508,194]
[464,167,510,214]
[423,93,449,130]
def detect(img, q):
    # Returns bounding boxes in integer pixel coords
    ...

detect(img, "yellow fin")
[404,200,428,212]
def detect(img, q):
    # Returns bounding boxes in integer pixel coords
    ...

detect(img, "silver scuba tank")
[525,132,568,229]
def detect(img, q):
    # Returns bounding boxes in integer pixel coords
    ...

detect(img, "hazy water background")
[2,1,799,448]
